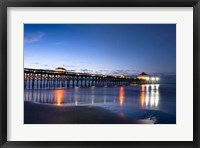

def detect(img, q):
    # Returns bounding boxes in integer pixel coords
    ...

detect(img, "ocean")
[24,84,176,124]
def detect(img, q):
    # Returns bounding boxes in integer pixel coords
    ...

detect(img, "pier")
[24,68,159,89]
[24,68,134,89]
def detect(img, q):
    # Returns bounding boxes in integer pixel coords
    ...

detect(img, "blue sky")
[24,24,176,82]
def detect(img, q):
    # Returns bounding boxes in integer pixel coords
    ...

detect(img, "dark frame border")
[0,0,199,147]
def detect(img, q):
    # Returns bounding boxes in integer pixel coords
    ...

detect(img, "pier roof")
[138,72,148,76]
[56,67,66,70]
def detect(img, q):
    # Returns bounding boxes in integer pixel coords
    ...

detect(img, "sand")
[24,102,175,124]
[24,102,134,124]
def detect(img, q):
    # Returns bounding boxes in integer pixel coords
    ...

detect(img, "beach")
[24,100,175,124]
[24,102,135,124]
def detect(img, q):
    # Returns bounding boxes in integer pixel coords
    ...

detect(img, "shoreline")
[24,102,132,124]
[24,102,157,124]
[24,102,175,124]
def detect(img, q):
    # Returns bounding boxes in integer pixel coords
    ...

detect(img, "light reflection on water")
[55,89,64,106]
[24,85,160,107]
[119,86,125,106]
[24,84,176,116]
[140,84,160,108]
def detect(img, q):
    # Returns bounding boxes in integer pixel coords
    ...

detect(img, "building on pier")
[119,75,127,79]
[137,72,149,81]
[137,72,159,84]
[55,67,66,72]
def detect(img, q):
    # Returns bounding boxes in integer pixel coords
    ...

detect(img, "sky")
[24,24,176,83]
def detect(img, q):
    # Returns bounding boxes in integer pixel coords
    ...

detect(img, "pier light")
[156,77,159,81]
[146,77,150,81]
[151,77,155,81]
[120,75,127,79]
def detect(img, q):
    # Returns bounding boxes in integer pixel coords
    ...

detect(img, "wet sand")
[24,102,175,124]
[24,102,135,124]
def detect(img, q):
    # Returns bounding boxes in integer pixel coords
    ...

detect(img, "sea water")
[24,84,176,124]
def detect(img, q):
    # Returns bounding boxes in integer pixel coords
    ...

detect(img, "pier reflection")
[140,91,145,108]
[140,84,160,109]
[55,89,65,106]
[24,85,159,109]
[119,86,125,106]
[24,88,119,105]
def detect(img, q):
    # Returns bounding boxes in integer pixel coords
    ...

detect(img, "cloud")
[31,62,50,68]
[80,69,90,72]
[33,62,39,65]
[25,32,45,43]
[149,72,176,77]
[110,69,139,76]
[62,64,77,68]
[67,70,77,72]
[69,69,140,77]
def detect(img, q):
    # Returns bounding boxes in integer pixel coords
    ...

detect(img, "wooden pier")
[24,68,137,89]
